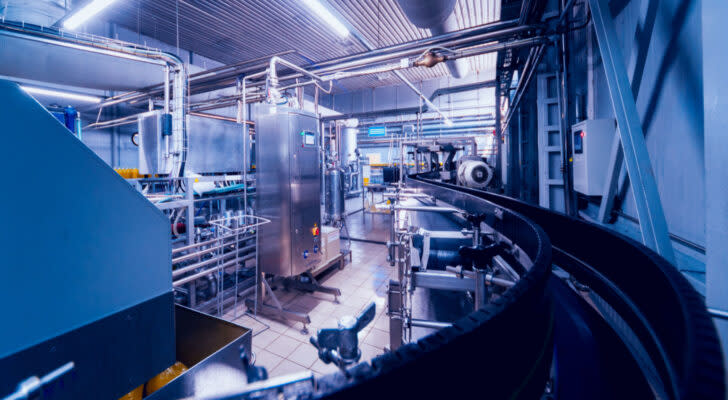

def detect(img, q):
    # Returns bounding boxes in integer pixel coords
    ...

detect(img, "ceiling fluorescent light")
[301,0,349,39]
[63,0,118,30]
[21,86,102,103]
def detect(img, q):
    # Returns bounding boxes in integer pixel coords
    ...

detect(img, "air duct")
[397,0,470,78]
[1,0,66,26]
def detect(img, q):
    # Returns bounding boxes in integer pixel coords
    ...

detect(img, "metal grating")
[103,0,500,92]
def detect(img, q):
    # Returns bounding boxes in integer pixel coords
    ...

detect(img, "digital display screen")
[573,130,584,154]
[303,131,315,146]
[368,126,386,137]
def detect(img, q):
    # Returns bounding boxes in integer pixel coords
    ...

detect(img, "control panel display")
[573,131,584,154]
[302,130,316,146]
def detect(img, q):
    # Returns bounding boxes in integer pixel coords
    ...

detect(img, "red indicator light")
[580,131,585,138]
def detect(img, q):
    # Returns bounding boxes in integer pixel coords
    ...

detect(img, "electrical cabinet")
[256,104,322,277]
[571,119,616,196]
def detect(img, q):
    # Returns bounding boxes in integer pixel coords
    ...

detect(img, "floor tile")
[252,328,280,348]
[254,349,283,371]
[267,334,301,358]
[364,328,390,350]
[270,359,308,377]
[287,342,320,368]
[359,343,384,362]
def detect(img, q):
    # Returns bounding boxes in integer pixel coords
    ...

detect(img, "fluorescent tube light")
[21,86,102,103]
[301,0,349,39]
[63,0,118,30]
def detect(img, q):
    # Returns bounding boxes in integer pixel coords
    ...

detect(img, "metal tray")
[146,305,252,400]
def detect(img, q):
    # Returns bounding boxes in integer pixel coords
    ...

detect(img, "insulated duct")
[1,0,65,26]
[397,0,470,78]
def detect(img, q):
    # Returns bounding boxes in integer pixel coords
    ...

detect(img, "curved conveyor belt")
[315,175,724,400]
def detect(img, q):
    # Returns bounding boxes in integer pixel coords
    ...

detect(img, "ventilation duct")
[397,0,470,78]
[0,0,66,26]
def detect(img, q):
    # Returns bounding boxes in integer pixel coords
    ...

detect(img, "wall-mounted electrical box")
[571,119,615,196]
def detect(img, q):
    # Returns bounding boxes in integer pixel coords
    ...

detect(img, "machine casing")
[256,105,322,277]
[571,119,616,196]
[139,111,245,175]
[0,80,174,400]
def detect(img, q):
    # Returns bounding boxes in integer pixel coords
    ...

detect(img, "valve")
[310,302,376,371]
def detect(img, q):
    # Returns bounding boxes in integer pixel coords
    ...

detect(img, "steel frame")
[586,0,675,262]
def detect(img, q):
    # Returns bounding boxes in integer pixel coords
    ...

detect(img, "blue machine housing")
[0,80,174,399]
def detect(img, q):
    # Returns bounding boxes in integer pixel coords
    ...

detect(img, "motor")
[456,157,493,189]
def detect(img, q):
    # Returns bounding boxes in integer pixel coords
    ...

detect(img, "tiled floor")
[223,239,394,378]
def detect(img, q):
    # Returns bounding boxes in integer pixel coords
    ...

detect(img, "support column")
[586,0,675,263]
[494,78,502,188]
[703,0,728,383]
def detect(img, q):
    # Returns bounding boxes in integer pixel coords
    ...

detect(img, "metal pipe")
[409,318,452,329]
[559,0,577,217]
[501,43,546,134]
[393,205,461,213]
[163,65,170,113]
[268,55,325,91]
[242,76,248,216]
[172,241,254,264]
[98,51,295,108]
[396,70,452,125]
[189,111,250,124]
[488,276,516,288]
[172,244,256,278]
[173,234,254,253]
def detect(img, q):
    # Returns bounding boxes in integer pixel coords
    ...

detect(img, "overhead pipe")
[197,33,542,115]
[397,0,469,78]
[324,80,497,121]
[96,50,298,108]
[228,23,539,95]
[99,19,539,112]
[500,43,547,134]
[0,22,190,178]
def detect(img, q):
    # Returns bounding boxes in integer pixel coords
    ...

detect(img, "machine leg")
[474,268,488,310]
[388,280,404,351]
[245,272,311,333]
[285,272,341,303]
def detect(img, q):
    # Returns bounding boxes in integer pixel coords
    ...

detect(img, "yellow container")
[145,362,188,396]
[118,385,143,400]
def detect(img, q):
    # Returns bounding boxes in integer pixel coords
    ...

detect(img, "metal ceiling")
[104,0,500,92]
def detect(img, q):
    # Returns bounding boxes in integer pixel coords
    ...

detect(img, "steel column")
[703,0,728,383]
[597,132,623,223]
[587,0,675,263]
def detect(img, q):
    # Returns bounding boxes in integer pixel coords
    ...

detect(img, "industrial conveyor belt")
[309,175,724,400]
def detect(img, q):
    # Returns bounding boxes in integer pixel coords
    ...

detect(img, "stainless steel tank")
[325,167,345,221]
[340,127,358,166]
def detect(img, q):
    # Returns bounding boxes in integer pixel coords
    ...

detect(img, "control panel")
[571,119,615,196]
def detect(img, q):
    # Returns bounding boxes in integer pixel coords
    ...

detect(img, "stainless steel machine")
[340,126,364,197]
[256,104,322,276]
[248,104,340,332]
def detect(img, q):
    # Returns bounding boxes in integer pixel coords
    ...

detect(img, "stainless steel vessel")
[325,167,345,222]
[340,127,358,166]
[256,104,322,277]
